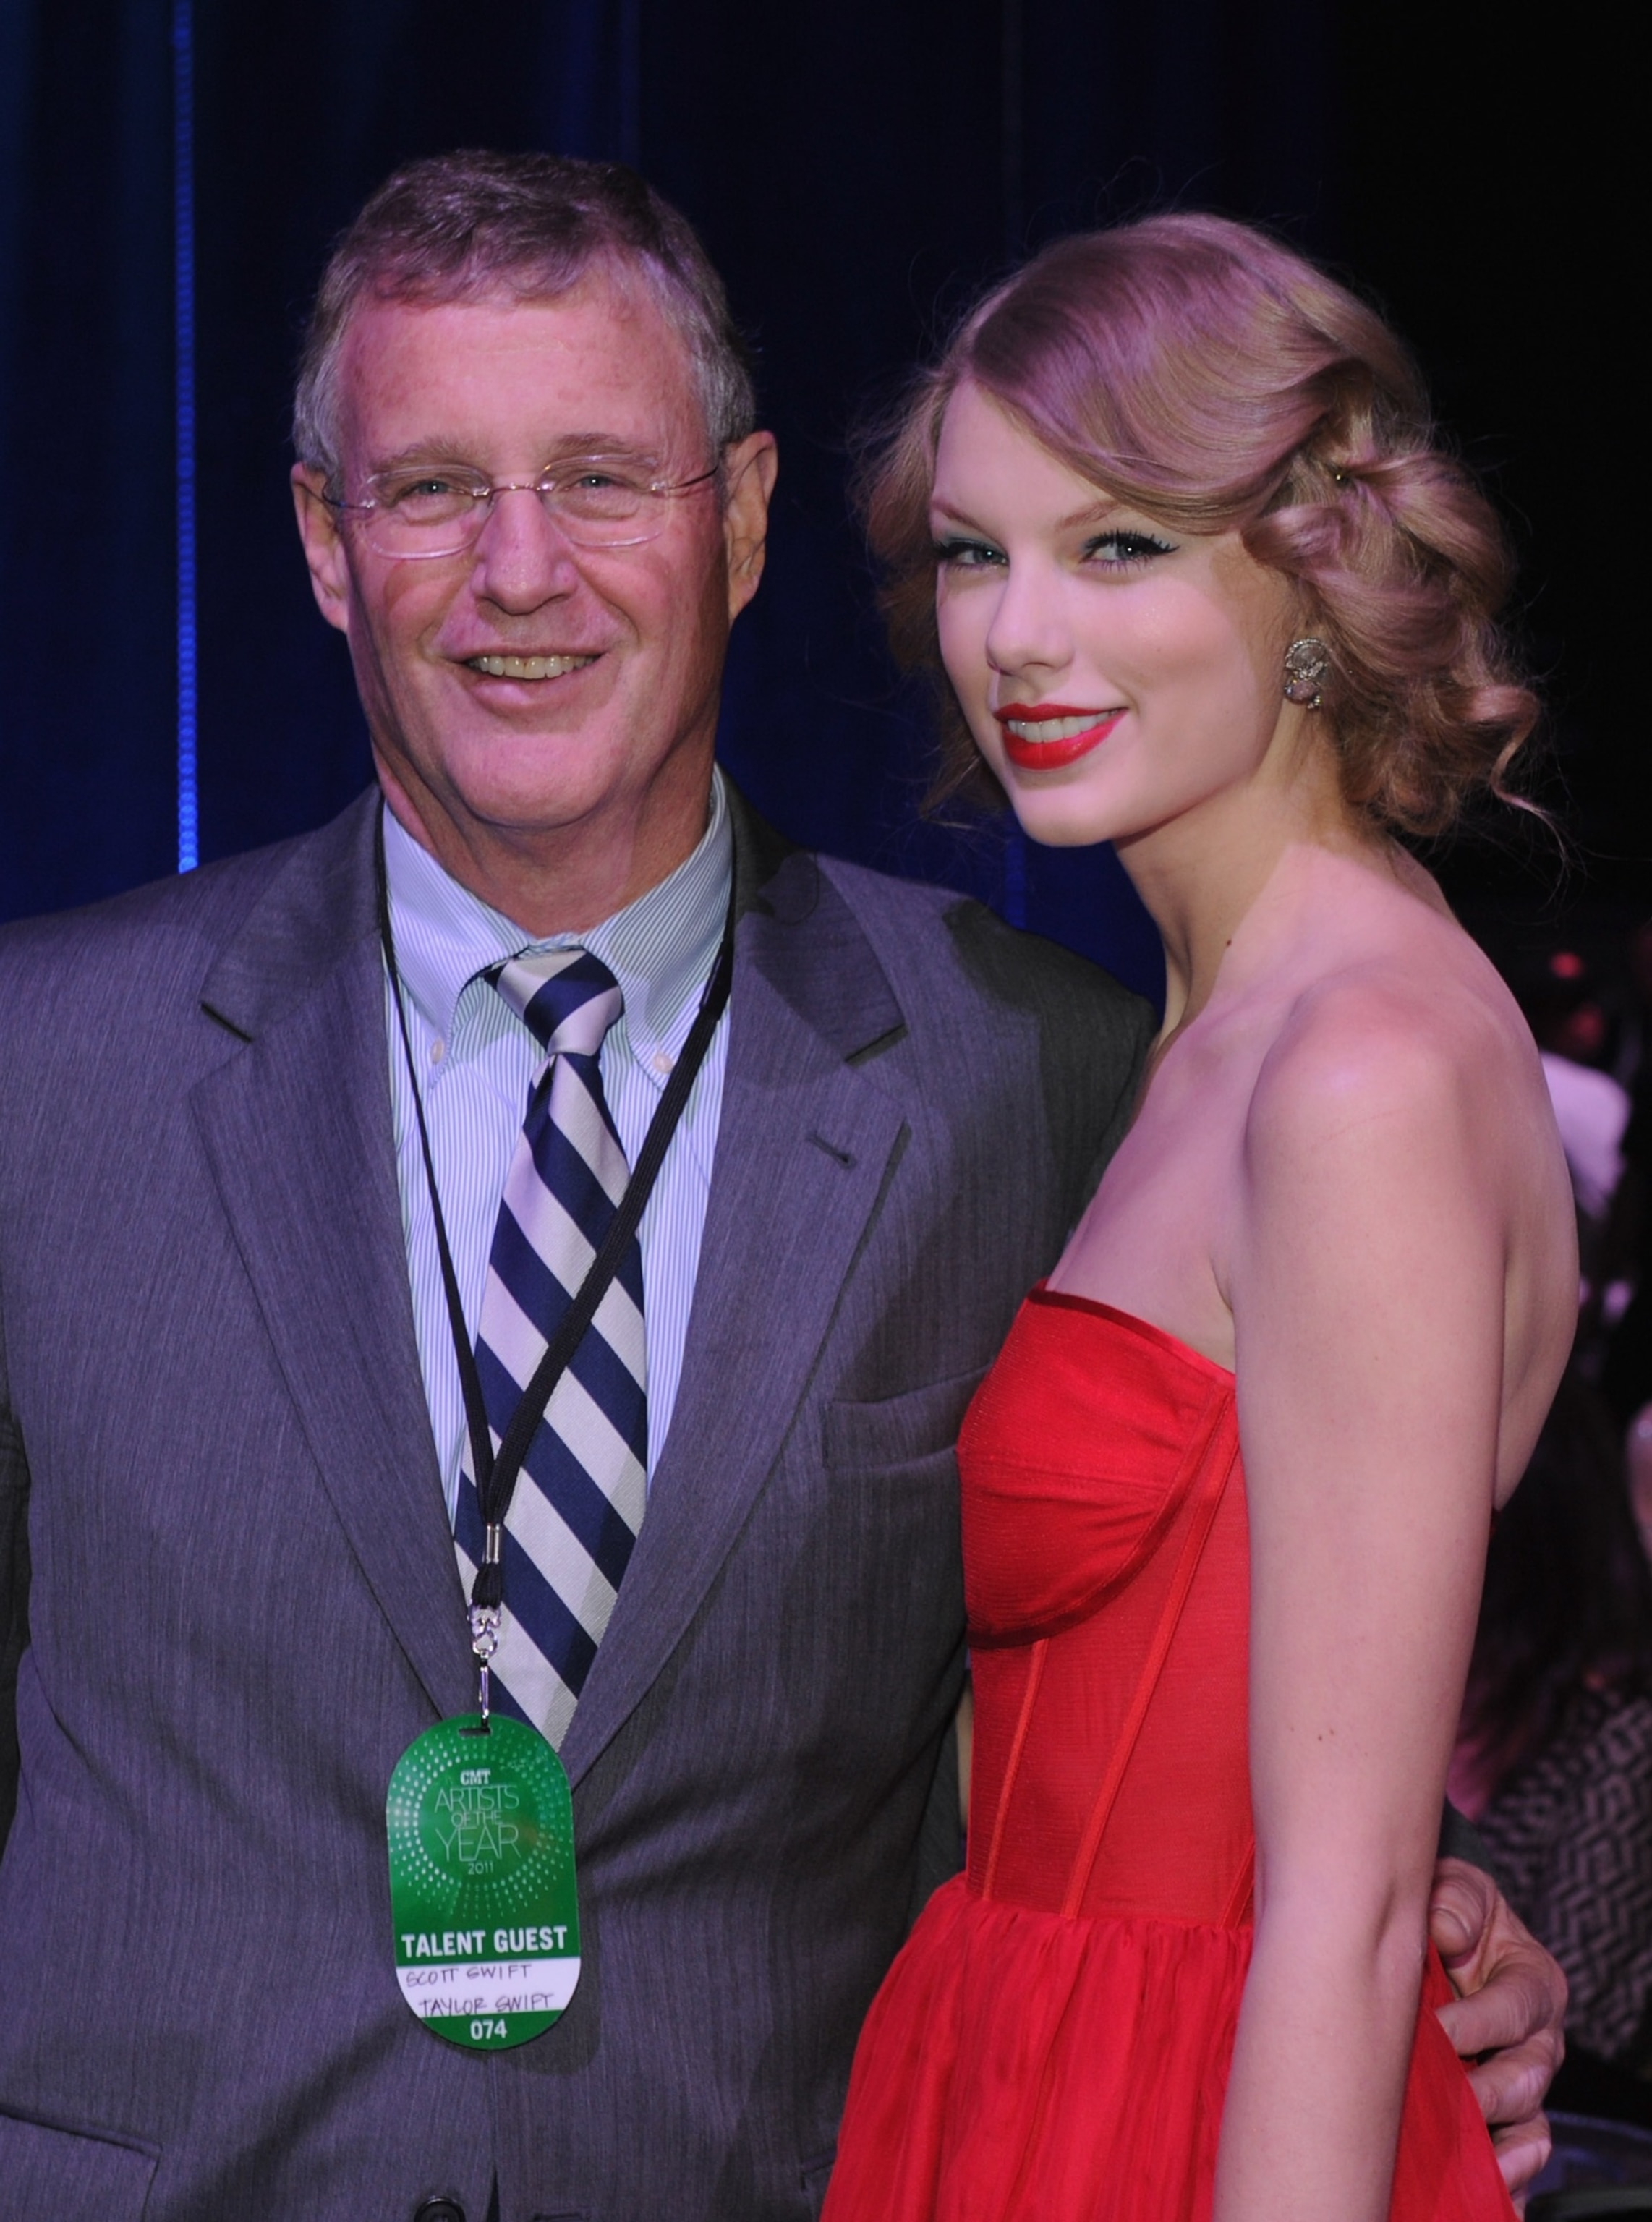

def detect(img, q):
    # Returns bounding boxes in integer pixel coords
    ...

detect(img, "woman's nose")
[983,558,1073,681]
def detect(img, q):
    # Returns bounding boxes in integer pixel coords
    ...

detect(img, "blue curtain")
[0,0,1625,984]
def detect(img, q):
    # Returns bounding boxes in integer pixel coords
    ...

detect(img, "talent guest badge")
[387,1715,581,2051]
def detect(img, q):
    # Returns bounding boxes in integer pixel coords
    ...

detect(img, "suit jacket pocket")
[822,1367,989,1473]
[0,2107,158,2220]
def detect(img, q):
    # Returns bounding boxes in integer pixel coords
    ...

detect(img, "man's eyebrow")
[365,440,480,474]
[542,433,658,459]
[366,433,660,472]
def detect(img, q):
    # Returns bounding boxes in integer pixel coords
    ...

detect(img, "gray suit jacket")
[0,787,1152,2221]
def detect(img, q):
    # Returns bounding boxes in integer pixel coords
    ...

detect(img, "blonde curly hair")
[859,212,1537,839]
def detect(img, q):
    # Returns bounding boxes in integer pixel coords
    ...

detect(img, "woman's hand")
[1431,1857,1567,2203]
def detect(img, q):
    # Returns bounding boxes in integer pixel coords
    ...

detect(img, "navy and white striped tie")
[453,948,647,1748]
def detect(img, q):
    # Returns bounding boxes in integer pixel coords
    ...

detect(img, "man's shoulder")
[791,850,1154,1205]
[0,792,378,1040]
[814,851,1153,1039]
[1,835,284,969]
[0,793,375,970]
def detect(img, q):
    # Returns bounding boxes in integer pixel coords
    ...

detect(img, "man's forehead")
[334,273,699,458]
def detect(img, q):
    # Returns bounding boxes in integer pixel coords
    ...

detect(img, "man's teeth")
[467,653,594,679]
[1003,712,1117,742]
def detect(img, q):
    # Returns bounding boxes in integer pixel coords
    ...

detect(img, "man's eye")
[383,474,477,509]
[555,464,650,518]
[1084,530,1175,567]
[553,457,655,495]
[934,536,1005,569]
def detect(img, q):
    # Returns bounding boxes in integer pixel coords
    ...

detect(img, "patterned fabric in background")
[1477,1686,1652,2062]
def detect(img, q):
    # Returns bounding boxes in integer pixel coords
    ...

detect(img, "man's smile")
[462,652,600,680]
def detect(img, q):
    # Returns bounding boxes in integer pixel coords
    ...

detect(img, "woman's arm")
[1214,993,1523,2222]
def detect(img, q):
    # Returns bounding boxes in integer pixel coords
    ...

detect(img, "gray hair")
[293,150,757,488]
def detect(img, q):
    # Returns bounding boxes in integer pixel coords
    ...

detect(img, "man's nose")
[468,485,584,608]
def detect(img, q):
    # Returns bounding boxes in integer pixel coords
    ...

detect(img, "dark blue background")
[0,0,1630,1000]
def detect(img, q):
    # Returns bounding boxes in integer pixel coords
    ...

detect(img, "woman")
[822,215,1575,2221]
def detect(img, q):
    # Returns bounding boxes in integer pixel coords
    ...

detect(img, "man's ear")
[291,466,353,634]
[722,430,779,621]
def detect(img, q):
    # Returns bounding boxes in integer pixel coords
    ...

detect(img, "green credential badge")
[386,1714,581,2051]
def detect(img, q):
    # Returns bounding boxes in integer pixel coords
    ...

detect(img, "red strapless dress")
[824,1287,1513,2220]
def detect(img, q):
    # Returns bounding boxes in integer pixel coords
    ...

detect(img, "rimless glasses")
[323,454,720,559]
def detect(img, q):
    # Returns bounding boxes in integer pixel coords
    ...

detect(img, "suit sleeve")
[0,1287,27,1857]
[1437,1800,1500,1883]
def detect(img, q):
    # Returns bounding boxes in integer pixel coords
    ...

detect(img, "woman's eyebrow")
[1058,497,1125,530]
[927,495,1126,530]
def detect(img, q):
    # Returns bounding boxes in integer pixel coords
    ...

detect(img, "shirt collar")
[383,769,732,1068]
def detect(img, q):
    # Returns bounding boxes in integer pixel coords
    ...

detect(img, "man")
[0,153,1562,2221]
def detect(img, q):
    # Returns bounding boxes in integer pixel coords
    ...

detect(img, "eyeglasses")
[325,455,720,559]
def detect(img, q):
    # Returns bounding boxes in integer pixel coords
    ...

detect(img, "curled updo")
[859,213,1538,839]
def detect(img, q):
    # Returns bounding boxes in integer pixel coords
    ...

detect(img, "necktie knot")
[490,948,623,1060]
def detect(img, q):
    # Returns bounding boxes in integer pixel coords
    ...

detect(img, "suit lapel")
[190,796,471,1721]
[561,826,909,1787]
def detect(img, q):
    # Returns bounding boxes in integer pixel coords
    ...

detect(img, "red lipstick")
[995,702,1124,771]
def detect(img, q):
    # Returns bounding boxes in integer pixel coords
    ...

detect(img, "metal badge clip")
[469,1524,505,1726]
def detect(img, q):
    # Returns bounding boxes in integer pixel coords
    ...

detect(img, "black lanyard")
[374,808,736,1712]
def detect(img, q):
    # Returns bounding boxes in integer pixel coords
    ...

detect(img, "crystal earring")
[1282,637,1332,709]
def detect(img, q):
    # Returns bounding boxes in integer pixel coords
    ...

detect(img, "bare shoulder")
[1243,902,1554,1183]
[1231,885,1575,1468]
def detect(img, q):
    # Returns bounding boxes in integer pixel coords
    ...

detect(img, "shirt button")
[430,1038,446,1065]
[652,1050,673,1076]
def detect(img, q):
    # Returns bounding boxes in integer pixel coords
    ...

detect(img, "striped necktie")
[452,947,647,1748]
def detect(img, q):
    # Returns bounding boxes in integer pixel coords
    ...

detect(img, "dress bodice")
[962,1286,1254,1925]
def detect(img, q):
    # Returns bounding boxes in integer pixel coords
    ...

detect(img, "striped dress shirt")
[383,775,733,1523]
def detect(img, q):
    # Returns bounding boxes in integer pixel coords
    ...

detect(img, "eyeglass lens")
[357,461,702,557]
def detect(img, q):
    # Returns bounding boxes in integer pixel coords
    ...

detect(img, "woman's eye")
[933,536,1006,569]
[1084,530,1176,568]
